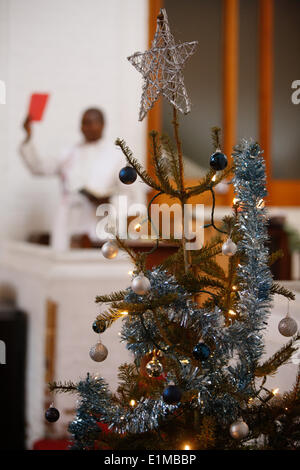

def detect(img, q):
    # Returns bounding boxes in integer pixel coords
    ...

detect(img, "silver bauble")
[278,316,298,337]
[146,358,163,378]
[89,341,108,362]
[215,181,229,195]
[131,273,151,295]
[222,238,237,256]
[101,241,118,259]
[229,418,249,440]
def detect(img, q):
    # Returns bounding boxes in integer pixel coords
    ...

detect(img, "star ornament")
[128,8,198,121]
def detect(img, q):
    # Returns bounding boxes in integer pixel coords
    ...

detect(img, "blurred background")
[0,0,299,450]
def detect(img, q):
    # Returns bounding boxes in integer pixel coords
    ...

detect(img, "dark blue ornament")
[45,406,60,423]
[210,151,228,171]
[162,385,182,405]
[119,166,137,184]
[193,342,211,361]
[92,320,106,334]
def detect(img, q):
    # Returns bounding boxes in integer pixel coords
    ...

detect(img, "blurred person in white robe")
[20,108,140,250]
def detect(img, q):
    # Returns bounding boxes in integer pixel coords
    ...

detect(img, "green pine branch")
[150,131,179,197]
[268,250,284,266]
[95,309,126,328]
[254,333,300,377]
[270,282,296,301]
[49,380,77,393]
[110,292,180,316]
[158,247,184,273]
[178,271,224,293]
[211,126,222,150]
[197,259,226,280]
[95,290,128,304]
[186,165,232,198]
[159,133,181,187]
[115,138,163,193]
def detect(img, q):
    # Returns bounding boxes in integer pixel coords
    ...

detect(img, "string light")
[120,310,128,316]
[233,197,239,205]
[129,399,136,407]
[228,309,236,316]
[232,285,237,291]
[256,198,265,209]
[180,359,190,364]
[211,175,217,182]
[272,388,279,396]
[184,444,191,450]
[128,270,134,276]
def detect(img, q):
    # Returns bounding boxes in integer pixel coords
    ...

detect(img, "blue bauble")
[45,406,60,423]
[92,320,106,334]
[119,166,137,184]
[162,385,182,405]
[193,342,211,361]
[209,151,228,171]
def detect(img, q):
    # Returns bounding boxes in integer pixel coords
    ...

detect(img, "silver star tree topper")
[128,8,198,121]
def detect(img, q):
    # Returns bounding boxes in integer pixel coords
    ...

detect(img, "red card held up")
[28,93,49,121]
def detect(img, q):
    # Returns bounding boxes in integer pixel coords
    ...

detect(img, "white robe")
[20,138,141,250]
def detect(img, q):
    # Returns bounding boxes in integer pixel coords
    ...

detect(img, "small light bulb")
[211,175,217,182]
[228,309,236,316]
[184,444,191,450]
[233,197,239,205]
[120,310,128,316]
[130,399,136,407]
[232,285,237,291]
[256,198,265,209]
[128,270,133,276]
[180,359,190,364]
[272,388,279,396]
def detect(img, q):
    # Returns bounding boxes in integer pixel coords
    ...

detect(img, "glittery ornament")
[101,241,118,259]
[229,418,249,440]
[192,342,210,361]
[210,151,228,171]
[89,341,108,362]
[131,273,151,295]
[128,9,198,121]
[119,166,137,184]
[162,385,182,405]
[45,406,60,423]
[222,238,237,256]
[278,315,298,337]
[146,358,163,378]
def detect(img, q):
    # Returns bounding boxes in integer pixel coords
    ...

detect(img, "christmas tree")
[48,9,299,450]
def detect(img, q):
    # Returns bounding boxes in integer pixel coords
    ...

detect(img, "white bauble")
[229,418,249,440]
[222,238,237,256]
[101,241,118,259]
[131,273,151,295]
[278,316,298,337]
[89,341,108,362]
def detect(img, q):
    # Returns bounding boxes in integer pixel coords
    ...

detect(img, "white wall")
[0,0,148,240]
